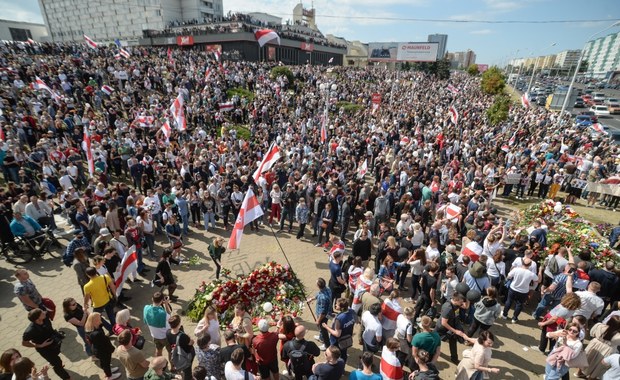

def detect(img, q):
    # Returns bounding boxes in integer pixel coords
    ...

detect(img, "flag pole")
[267,225,317,322]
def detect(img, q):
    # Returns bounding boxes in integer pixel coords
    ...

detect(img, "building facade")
[555,49,581,69]
[0,19,47,42]
[582,31,620,78]
[448,49,476,69]
[38,0,223,43]
[427,34,447,60]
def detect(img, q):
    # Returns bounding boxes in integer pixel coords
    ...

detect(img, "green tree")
[578,59,589,73]
[467,64,479,76]
[271,66,294,83]
[481,66,506,95]
[410,58,451,80]
[486,94,511,126]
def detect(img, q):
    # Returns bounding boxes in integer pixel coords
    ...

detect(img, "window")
[155,9,161,16]
[9,27,32,41]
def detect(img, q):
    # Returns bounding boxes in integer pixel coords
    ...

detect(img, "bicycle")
[1,240,34,264]
[16,227,62,260]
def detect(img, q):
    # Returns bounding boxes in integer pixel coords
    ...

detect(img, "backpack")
[171,333,192,371]
[87,215,98,236]
[547,255,560,276]
[288,342,310,375]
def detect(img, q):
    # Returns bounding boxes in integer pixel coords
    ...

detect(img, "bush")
[481,66,505,95]
[467,64,479,76]
[226,87,254,101]
[486,94,511,126]
[336,101,363,114]
[219,124,251,140]
[271,66,294,83]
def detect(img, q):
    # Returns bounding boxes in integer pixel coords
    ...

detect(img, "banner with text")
[368,42,438,62]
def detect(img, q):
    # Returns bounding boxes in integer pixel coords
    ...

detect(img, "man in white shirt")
[502,257,539,323]
[361,303,383,353]
[573,281,605,322]
[144,189,163,234]
[25,195,57,230]
[224,347,255,380]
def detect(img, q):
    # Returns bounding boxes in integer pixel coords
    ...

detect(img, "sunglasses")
[568,329,579,333]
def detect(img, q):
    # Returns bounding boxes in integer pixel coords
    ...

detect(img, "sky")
[3,0,620,65]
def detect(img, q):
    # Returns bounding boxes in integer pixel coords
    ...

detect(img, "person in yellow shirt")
[83,267,116,333]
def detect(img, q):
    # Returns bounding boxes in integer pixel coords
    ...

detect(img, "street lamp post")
[556,21,620,127]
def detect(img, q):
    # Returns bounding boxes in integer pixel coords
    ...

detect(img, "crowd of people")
[1,39,620,380]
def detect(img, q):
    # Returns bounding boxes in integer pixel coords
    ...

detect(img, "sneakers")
[499,314,508,320]
[404,297,413,303]
[111,367,120,373]
[318,344,327,351]
[511,319,518,324]
[315,243,322,247]
[314,335,323,342]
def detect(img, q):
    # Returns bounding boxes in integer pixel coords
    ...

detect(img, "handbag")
[104,275,117,305]
[566,350,588,368]
[41,298,56,321]
[337,334,353,349]
[134,335,146,350]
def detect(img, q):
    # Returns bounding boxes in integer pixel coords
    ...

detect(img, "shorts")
[258,360,279,378]
[154,338,171,351]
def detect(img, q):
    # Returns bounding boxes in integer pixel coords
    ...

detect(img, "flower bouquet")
[186,261,307,327]
[512,200,619,268]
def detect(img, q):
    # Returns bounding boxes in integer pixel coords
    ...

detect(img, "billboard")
[368,42,438,62]
[477,64,489,72]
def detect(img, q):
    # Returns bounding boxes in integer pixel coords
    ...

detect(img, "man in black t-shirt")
[22,308,71,379]
[413,261,439,321]
[220,330,251,370]
[311,345,345,380]
[435,293,469,364]
[282,325,321,380]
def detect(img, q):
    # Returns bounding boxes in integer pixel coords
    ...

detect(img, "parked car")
[605,98,619,105]
[582,94,593,105]
[536,96,547,106]
[590,105,611,117]
[608,102,620,114]
[580,110,598,123]
[574,115,593,128]
[574,97,585,108]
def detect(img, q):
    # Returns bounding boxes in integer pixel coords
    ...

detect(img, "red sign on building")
[300,42,314,52]
[176,36,194,46]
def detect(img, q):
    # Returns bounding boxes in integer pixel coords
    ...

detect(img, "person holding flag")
[227,187,264,250]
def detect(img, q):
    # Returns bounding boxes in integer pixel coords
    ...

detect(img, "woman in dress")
[85,312,120,380]
[153,248,179,301]
[577,316,620,379]
[194,306,221,347]
[455,330,501,380]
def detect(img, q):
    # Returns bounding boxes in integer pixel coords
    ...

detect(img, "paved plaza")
[0,205,561,380]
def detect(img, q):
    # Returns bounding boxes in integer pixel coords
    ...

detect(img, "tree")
[486,94,511,126]
[481,66,506,95]
[467,64,479,76]
[578,59,589,73]
[271,66,294,83]
[410,58,451,80]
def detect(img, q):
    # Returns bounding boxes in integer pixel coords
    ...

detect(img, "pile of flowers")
[186,262,307,326]
[513,200,618,267]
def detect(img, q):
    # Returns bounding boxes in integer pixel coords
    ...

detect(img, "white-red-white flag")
[33,76,62,103]
[27,38,35,45]
[101,85,114,95]
[227,188,264,250]
[462,241,483,262]
[591,122,608,135]
[509,130,517,146]
[358,159,368,179]
[449,105,459,125]
[320,110,328,143]
[446,84,460,94]
[205,67,211,79]
[160,120,172,142]
[501,144,510,153]
[219,101,234,111]
[82,126,95,177]
[114,245,138,296]
[170,94,186,131]
[213,50,221,62]
[380,349,404,380]
[445,204,461,222]
[255,29,280,47]
[521,93,530,108]
[119,48,130,58]
[381,298,402,330]
[252,142,281,182]
[83,35,98,49]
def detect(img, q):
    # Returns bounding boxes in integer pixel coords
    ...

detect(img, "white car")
[590,105,611,116]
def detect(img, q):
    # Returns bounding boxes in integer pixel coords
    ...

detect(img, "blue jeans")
[136,246,145,273]
[203,212,216,230]
[143,234,156,258]
[76,325,93,356]
[545,362,568,379]
[94,301,116,333]
[152,212,164,234]
[503,288,529,321]
[534,294,559,319]
[181,213,189,235]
